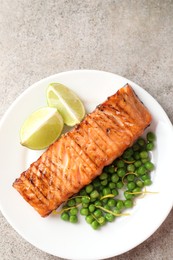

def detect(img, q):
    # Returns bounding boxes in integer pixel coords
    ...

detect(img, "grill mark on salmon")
[37,151,67,202]
[99,105,134,137]
[38,161,65,205]
[69,130,99,167]
[88,113,125,160]
[49,137,80,194]
[82,122,109,160]
[24,166,50,202]
[13,84,152,217]
[69,123,107,168]
[100,107,134,140]
[82,119,117,165]
[91,109,132,147]
[86,115,119,158]
[44,145,73,194]
[68,135,101,184]
[67,135,98,175]
[14,177,50,216]
[17,173,51,215]
[63,137,94,187]
[81,121,109,161]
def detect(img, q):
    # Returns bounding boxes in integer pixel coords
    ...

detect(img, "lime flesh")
[46,83,85,126]
[20,107,63,150]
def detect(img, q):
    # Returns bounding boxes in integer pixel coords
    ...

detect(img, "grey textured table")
[0,1,173,260]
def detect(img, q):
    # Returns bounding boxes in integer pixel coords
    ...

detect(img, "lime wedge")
[20,107,63,150]
[46,83,85,126]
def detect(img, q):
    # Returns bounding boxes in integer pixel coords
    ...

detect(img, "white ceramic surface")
[0,70,173,260]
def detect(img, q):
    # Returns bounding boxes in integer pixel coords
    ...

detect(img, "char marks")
[13,84,152,217]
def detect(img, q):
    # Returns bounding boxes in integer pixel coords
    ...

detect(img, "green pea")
[111,174,119,183]
[79,189,87,196]
[127,174,135,182]
[134,152,140,160]
[82,196,90,204]
[117,160,125,168]
[146,142,154,151]
[128,156,135,162]
[123,148,134,159]
[94,209,102,218]
[116,181,123,189]
[137,166,147,176]
[144,161,154,171]
[116,200,124,210]
[111,188,119,196]
[102,198,108,204]
[139,151,148,159]
[80,208,89,216]
[105,213,115,222]
[127,164,135,172]
[91,220,100,230]
[113,208,121,215]
[93,179,100,188]
[85,215,94,224]
[85,184,94,194]
[101,179,108,186]
[144,179,152,186]
[90,190,100,199]
[141,158,149,164]
[89,204,95,213]
[99,185,104,191]
[124,199,133,208]
[103,187,111,196]
[137,138,146,147]
[124,190,134,200]
[132,187,142,196]
[127,181,136,190]
[90,197,97,203]
[94,200,102,207]
[136,180,144,188]
[147,132,156,142]
[67,199,76,207]
[99,172,108,180]
[61,212,69,221]
[109,182,116,189]
[69,215,78,223]
[82,202,89,208]
[117,168,126,177]
[107,198,116,207]
[98,216,106,226]
[104,204,110,210]
[134,160,142,168]
[69,208,78,216]
[133,143,140,151]
[75,197,82,204]
[141,174,150,181]
[108,165,115,173]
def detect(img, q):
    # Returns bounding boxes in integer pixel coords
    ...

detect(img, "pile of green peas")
[60,132,156,230]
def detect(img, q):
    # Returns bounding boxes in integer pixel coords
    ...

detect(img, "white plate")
[0,70,173,260]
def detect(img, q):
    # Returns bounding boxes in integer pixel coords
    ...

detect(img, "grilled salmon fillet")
[13,84,152,217]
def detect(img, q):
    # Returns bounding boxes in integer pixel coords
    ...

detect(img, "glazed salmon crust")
[13,84,152,217]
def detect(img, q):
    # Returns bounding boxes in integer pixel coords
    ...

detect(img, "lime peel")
[47,83,85,126]
[20,107,63,150]
[21,108,59,143]
[49,85,81,123]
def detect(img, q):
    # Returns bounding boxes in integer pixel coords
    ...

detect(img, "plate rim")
[0,69,173,260]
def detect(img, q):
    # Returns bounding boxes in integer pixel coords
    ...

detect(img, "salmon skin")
[13,84,152,217]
